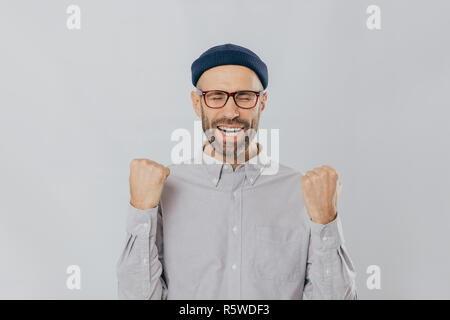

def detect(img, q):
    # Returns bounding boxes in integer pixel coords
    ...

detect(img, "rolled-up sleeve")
[303,212,357,300]
[116,202,167,300]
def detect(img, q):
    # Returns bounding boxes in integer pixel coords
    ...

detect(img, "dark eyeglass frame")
[196,88,265,109]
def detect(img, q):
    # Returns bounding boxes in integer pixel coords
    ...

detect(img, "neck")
[203,141,260,170]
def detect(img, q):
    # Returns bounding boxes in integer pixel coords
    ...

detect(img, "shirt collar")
[193,143,271,187]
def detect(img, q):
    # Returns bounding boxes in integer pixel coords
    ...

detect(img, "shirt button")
[322,236,328,241]
[143,258,148,265]
[233,190,239,198]
[325,269,330,275]
[231,264,237,270]
[232,226,238,234]
[143,223,149,229]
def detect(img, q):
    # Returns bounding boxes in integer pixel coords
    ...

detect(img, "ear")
[259,91,268,112]
[191,90,202,117]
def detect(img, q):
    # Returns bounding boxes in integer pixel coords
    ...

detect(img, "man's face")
[191,65,267,161]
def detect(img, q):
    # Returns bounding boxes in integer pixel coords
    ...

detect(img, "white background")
[0,0,449,299]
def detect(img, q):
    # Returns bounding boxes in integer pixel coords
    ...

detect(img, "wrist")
[310,211,337,225]
[130,199,158,210]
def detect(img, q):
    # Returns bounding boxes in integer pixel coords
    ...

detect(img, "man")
[117,43,357,299]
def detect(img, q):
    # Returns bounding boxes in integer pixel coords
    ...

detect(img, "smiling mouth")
[217,125,244,137]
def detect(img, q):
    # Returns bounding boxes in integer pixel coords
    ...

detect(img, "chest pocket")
[252,225,307,282]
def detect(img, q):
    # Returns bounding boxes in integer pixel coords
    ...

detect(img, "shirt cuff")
[126,202,158,236]
[309,212,345,251]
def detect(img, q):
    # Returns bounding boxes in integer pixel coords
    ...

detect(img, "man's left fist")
[301,165,342,225]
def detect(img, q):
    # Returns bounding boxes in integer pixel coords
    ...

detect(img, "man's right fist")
[129,159,170,210]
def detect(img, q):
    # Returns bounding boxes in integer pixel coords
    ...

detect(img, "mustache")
[207,119,253,145]
[211,118,250,128]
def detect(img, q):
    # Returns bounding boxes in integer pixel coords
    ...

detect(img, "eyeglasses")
[196,88,264,109]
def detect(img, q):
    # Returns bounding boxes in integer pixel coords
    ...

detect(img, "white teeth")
[218,126,243,132]
[217,126,243,137]
[224,131,238,136]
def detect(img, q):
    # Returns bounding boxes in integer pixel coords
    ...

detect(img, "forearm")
[303,214,357,300]
[116,203,166,299]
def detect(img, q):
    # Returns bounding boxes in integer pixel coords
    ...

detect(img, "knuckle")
[147,162,158,170]
[324,165,336,173]
[322,165,338,177]
[156,166,165,177]
[130,159,139,167]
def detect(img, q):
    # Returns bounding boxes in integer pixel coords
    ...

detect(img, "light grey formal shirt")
[117,145,357,299]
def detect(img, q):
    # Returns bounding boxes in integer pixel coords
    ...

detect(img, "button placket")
[231,173,244,298]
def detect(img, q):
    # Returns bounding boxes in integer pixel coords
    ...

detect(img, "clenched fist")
[129,159,170,210]
[301,165,342,225]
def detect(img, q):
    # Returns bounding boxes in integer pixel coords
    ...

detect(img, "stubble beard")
[200,106,260,163]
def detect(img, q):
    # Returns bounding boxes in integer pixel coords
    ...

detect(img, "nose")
[221,95,240,119]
